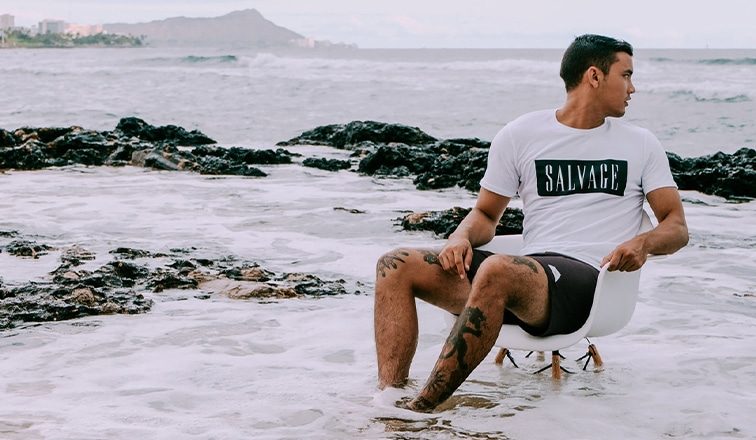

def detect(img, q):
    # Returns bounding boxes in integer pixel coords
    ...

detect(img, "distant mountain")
[103,9,305,48]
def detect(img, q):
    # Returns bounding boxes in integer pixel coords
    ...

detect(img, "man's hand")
[601,236,648,272]
[439,237,473,279]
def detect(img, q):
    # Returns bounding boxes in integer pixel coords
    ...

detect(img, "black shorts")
[467,250,599,337]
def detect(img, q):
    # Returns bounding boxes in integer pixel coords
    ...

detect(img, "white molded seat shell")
[445,210,657,352]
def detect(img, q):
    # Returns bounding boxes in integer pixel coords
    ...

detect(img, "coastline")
[0,30,143,49]
[0,46,754,438]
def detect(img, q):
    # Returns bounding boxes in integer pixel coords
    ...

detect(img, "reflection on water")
[373,415,510,439]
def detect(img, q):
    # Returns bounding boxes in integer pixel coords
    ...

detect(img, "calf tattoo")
[376,249,410,278]
[441,306,486,373]
[414,307,487,407]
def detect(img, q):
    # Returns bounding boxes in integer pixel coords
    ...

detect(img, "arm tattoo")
[420,250,441,267]
[511,256,539,274]
[376,249,410,278]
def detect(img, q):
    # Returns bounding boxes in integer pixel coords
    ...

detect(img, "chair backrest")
[476,234,523,254]
[585,210,654,337]
[584,267,641,337]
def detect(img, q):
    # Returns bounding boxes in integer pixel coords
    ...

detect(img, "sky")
[2,0,755,48]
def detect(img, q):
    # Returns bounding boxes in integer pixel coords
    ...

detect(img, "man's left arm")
[602,187,689,271]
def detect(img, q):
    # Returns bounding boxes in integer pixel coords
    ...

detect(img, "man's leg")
[407,254,550,411]
[374,248,472,389]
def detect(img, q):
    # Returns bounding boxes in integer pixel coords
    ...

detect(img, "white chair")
[445,210,660,378]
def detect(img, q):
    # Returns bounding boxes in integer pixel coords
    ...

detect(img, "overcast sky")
[3,0,755,48]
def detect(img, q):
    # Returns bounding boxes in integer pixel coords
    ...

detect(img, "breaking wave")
[698,57,756,65]
[670,90,751,103]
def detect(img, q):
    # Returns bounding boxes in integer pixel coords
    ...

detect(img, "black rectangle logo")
[535,159,627,196]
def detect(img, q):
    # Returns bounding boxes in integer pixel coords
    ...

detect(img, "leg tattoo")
[420,250,442,267]
[408,307,488,411]
[376,250,410,278]
[511,256,539,274]
[441,306,486,372]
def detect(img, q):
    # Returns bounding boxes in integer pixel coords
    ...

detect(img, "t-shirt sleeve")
[479,126,520,197]
[641,130,678,194]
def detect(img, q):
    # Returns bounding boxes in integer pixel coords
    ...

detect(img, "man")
[373,34,689,412]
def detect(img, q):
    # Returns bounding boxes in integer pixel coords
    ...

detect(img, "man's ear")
[585,66,602,88]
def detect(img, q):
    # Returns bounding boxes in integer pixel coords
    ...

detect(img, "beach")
[1,47,755,439]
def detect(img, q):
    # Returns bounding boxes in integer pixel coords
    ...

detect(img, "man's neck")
[556,98,606,129]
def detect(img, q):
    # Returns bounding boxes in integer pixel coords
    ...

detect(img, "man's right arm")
[438,188,511,279]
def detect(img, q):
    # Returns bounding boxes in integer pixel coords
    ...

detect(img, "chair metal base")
[494,340,604,379]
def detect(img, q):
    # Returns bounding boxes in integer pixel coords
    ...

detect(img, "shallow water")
[1,47,755,439]
[1,162,755,439]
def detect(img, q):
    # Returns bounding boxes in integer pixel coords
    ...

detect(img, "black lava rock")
[302,157,352,171]
[5,240,54,258]
[668,147,755,200]
[278,121,438,149]
[116,117,216,146]
[0,129,19,148]
[399,207,524,238]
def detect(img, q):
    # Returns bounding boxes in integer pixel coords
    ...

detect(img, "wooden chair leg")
[533,350,573,379]
[552,352,561,380]
[577,342,604,370]
[494,348,518,368]
[588,344,603,367]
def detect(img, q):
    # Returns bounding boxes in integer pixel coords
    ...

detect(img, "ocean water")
[2,48,755,154]
[1,47,755,439]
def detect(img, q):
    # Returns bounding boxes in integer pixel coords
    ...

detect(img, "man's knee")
[472,254,548,316]
[476,254,541,281]
[474,255,515,282]
[470,255,540,300]
[375,247,416,280]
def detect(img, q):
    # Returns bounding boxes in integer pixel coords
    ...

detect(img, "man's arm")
[438,188,511,278]
[602,187,689,271]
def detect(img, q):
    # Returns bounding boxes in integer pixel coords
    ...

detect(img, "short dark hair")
[560,34,633,91]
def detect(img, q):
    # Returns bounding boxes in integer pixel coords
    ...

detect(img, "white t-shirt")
[480,109,677,268]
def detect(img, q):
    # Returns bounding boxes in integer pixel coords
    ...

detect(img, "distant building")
[39,19,66,34]
[66,23,103,36]
[292,37,316,48]
[0,13,14,30]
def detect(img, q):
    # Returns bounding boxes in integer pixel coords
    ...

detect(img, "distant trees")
[1,29,144,48]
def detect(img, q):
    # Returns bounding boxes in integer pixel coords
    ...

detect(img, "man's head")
[560,34,633,92]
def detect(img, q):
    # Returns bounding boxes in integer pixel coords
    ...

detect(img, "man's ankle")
[405,395,437,413]
[378,377,409,390]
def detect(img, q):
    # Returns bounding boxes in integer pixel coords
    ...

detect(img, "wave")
[698,57,756,65]
[669,90,751,103]
[182,55,239,64]
[649,57,756,66]
[140,54,240,66]
[238,51,557,71]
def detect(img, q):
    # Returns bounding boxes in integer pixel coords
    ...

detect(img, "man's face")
[598,52,635,117]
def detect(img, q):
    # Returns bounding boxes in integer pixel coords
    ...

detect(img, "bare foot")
[395,395,437,413]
